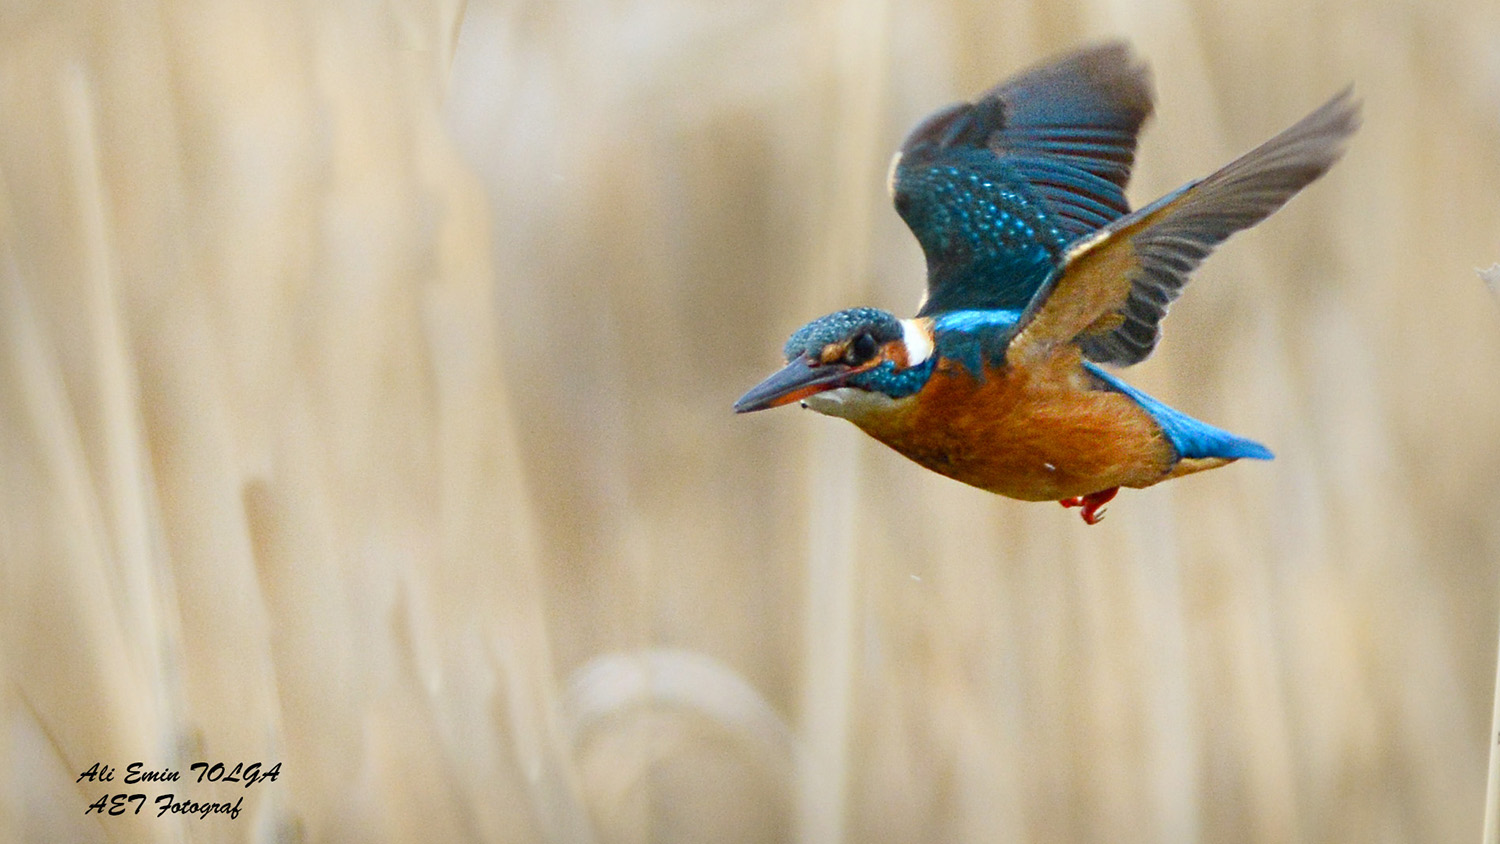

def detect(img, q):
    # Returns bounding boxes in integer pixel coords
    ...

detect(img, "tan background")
[2,1,1499,842]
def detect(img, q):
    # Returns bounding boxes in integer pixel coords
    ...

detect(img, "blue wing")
[894,42,1153,317]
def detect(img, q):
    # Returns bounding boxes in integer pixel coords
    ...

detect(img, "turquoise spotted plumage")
[894,156,1067,312]
[892,48,1150,315]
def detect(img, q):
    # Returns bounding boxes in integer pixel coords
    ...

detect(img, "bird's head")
[734,307,936,418]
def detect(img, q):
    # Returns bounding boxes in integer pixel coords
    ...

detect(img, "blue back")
[1084,364,1273,461]
[930,308,1024,377]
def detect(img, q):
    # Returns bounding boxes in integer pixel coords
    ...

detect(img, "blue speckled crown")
[783,308,901,361]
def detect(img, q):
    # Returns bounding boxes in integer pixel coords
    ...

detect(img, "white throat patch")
[803,387,903,420]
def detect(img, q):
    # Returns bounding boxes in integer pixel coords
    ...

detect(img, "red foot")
[1057,487,1119,525]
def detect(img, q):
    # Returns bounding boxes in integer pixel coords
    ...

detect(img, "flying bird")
[735,42,1358,524]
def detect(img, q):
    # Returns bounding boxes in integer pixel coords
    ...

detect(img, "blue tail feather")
[1084,364,1273,461]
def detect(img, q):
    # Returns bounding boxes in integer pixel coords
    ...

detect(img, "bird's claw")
[1057,487,1119,525]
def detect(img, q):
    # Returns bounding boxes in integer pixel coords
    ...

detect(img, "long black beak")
[734,355,855,413]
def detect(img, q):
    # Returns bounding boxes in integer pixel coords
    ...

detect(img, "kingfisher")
[735,42,1358,524]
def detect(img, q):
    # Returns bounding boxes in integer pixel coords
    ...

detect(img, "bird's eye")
[846,333,878,365]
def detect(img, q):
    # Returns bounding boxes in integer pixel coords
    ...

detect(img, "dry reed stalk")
[1483,263,1500,844]
[1488,640,1500,844]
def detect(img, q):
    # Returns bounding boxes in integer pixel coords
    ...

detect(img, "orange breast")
[849,349,1177,501]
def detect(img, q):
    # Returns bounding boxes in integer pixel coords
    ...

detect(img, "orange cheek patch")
[881,342,908,367]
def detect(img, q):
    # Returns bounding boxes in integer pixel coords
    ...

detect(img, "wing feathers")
[898,43,1155,316]
[1008,89,1360,366]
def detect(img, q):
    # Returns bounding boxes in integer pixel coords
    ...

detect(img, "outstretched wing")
[893,42,1154,316]
[1006,89,1360,367]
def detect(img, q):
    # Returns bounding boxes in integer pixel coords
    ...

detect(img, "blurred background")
[2,0,1499,842]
